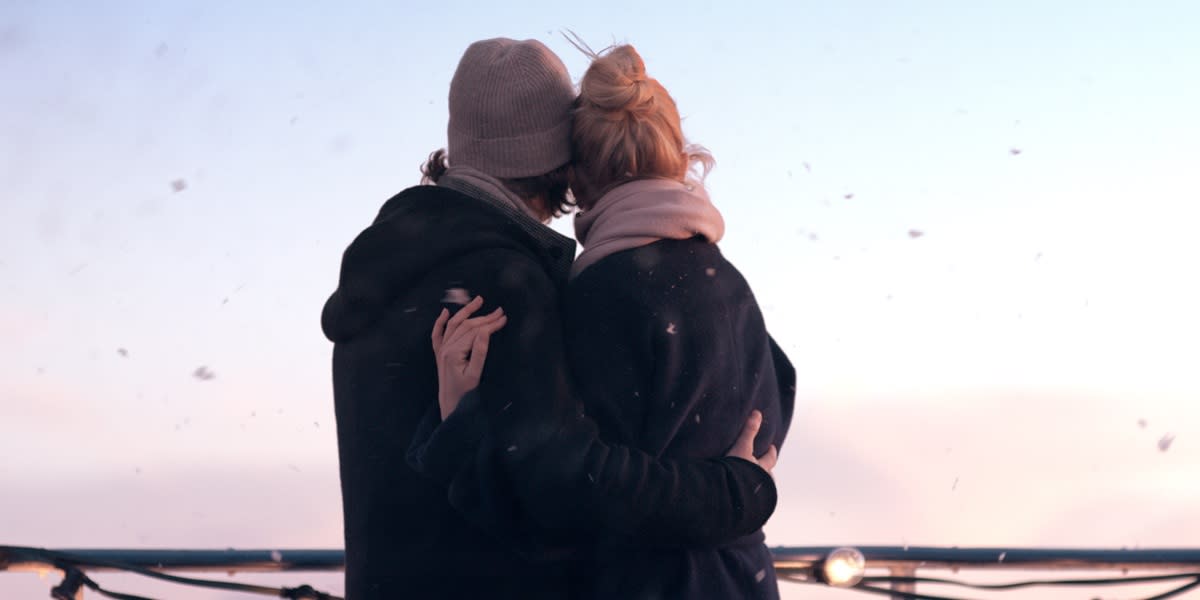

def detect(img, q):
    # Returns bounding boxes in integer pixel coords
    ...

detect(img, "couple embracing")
[322,36,795,600]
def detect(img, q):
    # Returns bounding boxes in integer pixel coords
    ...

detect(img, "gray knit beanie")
[447,38,576,179]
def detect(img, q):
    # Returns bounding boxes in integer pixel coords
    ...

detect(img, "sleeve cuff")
[406,389,488,486]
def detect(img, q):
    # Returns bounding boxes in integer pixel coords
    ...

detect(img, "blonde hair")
[568,40,713,209]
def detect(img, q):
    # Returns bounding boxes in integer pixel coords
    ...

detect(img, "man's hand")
[431,296,507,419]
[725,410,778,475]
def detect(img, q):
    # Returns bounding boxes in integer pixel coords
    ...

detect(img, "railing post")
[888,565,916,600]
[51,568,86,600]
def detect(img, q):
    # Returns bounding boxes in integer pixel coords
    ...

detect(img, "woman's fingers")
[725,410,762,462]
[471,313,508,342]
[465,315,506,381]
[757,444,778,475]
[436,309,506,420]
[431,308,449,355]
[725,411,777,476]
[443,307,505,352]
[443,295,485,344]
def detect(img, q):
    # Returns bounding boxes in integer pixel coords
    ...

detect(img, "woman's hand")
[725,410,778,475]
[431,296,507,420]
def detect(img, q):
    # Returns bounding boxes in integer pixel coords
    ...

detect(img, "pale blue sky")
[3,1,1199,598]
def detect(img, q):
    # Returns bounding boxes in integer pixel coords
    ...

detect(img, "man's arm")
[408,253,777,549]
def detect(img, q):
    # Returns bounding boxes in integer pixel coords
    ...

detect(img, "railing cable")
[779,571,1200,600]
[7,544,1200,599]
[2,546,342,600]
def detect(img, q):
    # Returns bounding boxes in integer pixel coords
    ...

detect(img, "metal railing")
[4,545,1200,599]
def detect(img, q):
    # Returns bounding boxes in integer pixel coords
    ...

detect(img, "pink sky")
[4,1,1200,599]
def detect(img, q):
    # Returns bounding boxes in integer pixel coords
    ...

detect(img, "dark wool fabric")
[322,186,778,599]
[564,237,797,599]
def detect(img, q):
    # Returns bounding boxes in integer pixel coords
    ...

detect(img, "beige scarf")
[438,165,543,223]
[572,178,725,279]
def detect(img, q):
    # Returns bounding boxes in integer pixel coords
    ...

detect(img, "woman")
[438,44,795,599]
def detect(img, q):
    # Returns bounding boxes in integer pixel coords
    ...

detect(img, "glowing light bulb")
[823,547,866,587]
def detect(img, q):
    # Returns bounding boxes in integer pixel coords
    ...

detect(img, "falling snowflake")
[171,179,187,192]
[998,552,1007,563]
[192,366,215,381]
[755,570,766,583]
[328,134,354,155]
[117,348,129,358]
[1138,419,1148,429]
[952,476,959,491]
[666,323,677,335]
[270,550,283,562]
[694,413,701,424]
[802,162,812,173]
[506,445,518,453]
[843,193,854,200]
[1158,434,1175,452]
[1009,148,1022,156]
[705,268,716,277]
[442,287,471,305]
[908,229,924,239]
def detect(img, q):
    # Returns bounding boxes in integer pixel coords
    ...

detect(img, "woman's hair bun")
[569,39,712,208]
[578,45,655,115]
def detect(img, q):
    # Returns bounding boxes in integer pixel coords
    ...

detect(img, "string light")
[822,546,866,587]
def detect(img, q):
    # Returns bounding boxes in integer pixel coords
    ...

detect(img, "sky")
[2,0,1199,598]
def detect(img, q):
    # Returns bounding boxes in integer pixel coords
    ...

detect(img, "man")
[322,38,779,599]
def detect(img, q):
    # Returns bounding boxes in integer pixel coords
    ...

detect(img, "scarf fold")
[438,165,543,223]
[572,178,725,279]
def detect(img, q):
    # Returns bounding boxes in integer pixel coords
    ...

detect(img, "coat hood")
[321,185,575,342]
